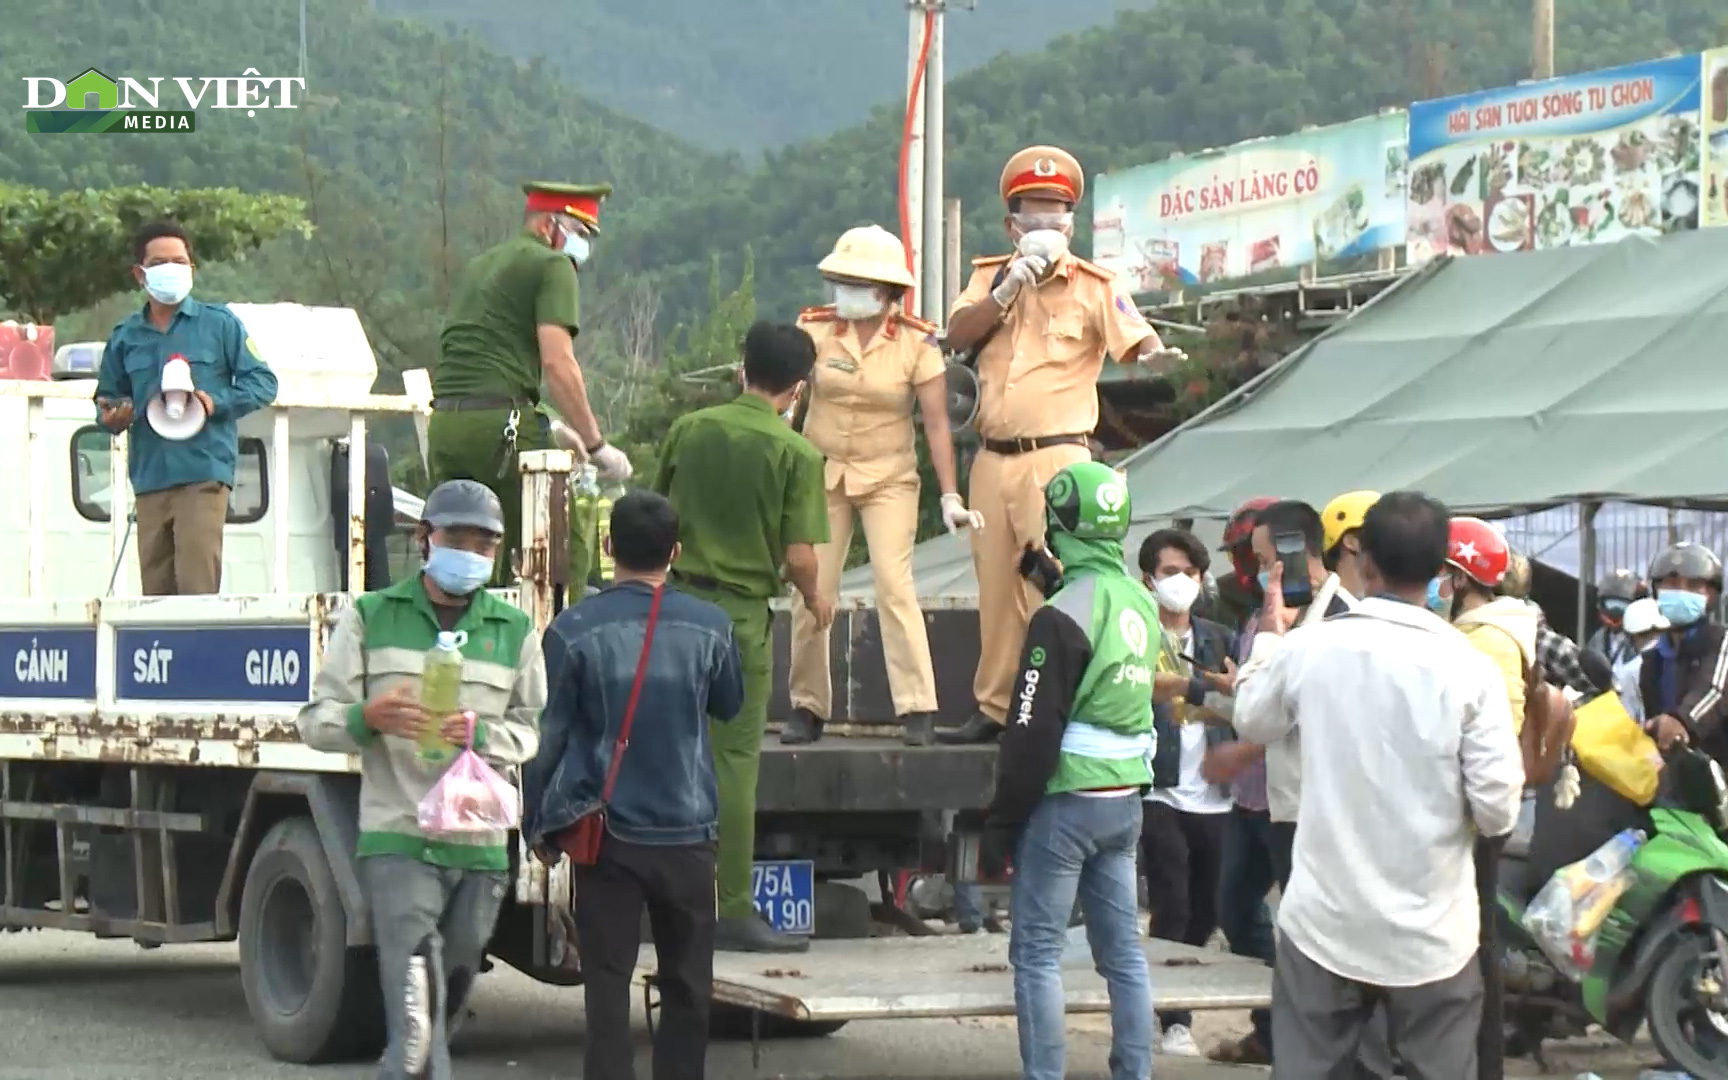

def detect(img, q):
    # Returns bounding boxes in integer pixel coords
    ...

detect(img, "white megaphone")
[147,354,208,440]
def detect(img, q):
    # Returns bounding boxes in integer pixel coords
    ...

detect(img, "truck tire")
[238,817,385,1063]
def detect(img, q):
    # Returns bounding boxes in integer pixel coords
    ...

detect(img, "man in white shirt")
[1235,491,1525,1078]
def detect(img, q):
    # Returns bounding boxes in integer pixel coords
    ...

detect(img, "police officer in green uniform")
[652,320,831,953]
[431,181,633,585]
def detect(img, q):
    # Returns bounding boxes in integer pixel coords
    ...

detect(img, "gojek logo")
[23,67,306,135]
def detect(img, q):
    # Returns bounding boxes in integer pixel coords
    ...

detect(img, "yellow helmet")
[817,225,916,289]
[1321,490,1381,553]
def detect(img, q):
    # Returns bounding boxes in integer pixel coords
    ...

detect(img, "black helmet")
[423,479,505,535]
[1648,542,1723,588]
[1596,568,1640,602]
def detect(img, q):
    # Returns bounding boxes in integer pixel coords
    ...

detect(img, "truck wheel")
[238,817,384,1063]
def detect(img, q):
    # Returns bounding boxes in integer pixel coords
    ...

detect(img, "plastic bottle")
[418,630,468,760]
[1583,828,1645,882]
[570,466,602,589]
[595,480,627,584]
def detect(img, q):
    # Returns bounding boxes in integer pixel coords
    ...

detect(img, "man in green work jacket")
[431,180,632,586]
[653,320,832,953]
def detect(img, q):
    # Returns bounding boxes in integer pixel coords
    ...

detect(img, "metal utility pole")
[944,197,963,314]
[920,4,945,324]
[1533,0,1555,79]
[905,4,928,311]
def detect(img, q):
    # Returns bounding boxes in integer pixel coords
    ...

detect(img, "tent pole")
[1576,501,1599,644]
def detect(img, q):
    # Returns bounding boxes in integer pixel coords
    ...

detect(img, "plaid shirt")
[1536,622,1594,695]
[1229,612,1270,812]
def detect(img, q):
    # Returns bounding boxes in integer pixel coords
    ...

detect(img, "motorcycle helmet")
[1219,496,1278,596]
[1596,568,1641,603]
[1446,517,1511,589]
[1648,542,1723,589]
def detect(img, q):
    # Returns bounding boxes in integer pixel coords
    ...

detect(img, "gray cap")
[423,479,505,535]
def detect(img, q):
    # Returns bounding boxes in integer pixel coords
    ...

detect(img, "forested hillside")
[379,0,1160,152]
[613,0,1728,322]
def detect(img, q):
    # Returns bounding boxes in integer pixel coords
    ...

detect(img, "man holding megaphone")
[93,221,279,595]
[937,145,1188,745]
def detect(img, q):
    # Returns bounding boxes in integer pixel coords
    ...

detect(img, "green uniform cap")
[1045,461,1131,541]
[522,181,613,233]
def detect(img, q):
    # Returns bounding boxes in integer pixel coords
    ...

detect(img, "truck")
[0,303,1270,1064]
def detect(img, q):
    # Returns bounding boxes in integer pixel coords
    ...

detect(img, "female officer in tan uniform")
[784,225,982,748]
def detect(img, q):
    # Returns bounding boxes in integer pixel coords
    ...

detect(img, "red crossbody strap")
[599,585,663,802]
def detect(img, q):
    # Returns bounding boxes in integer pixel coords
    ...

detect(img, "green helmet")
[1044,461,1131,541]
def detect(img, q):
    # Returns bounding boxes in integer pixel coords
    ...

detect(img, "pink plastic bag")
[417,717,519,835]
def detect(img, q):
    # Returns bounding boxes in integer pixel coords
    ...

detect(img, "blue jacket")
[94,298,279,497]
[524,581,744,848]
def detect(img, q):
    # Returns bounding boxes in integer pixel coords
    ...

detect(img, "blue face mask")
[1256,570,1271,592]
[561,229,591,266]
[1425,577,1450,615]
[142,262,193,305]
[425,543,493,596]
[1657,588,1708,627]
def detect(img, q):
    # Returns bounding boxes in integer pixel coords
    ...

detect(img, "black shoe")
[936,713,1004,745]
[780,707,824,745]
[901,712,936,747]
[714,913,811,953]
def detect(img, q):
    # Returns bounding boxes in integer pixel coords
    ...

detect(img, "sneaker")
[1159,1024,1201,1057]
[402,950,434,1077]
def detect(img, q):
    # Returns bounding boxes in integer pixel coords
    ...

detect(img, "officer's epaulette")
[971,254,1011,267]
[895,311,937,335]
[799,304,839,322]
[1071,257,1116,282]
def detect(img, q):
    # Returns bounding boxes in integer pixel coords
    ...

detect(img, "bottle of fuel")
[418,630,468,761]
[570,465,602,590]
[595,480,627,584]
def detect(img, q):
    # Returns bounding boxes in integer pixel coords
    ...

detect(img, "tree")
[0,184,310,323]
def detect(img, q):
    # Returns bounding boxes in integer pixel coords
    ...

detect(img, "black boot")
[714,912,811,953]
[780,707,824,745]
[936,712,1005,745]
[901,712,936,747]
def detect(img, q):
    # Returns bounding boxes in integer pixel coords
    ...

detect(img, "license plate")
[751,860,815,935]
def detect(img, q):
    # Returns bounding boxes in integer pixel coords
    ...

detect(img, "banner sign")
[115,626,312,703]
[1093,111,1408,291]
[1405,55,1702,260]
[1704,48,1728,228]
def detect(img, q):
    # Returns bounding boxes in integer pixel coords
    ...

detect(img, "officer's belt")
[430,395,533,412]
[980,434,1089,456]
[671,570,753,598]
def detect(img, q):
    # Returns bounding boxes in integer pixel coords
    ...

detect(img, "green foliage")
[609,0,1728,323]
[0,184,309,322]
[379,0,1159,153]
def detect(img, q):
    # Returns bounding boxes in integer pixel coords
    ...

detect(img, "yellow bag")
[1569,692,1662,806]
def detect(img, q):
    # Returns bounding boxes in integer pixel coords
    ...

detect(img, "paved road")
[0,931,1667,1079]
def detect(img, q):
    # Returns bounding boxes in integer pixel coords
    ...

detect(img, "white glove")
[1140,344,1188,365]
[940,493,983,533]
[1554,762,1582,810]
[990,255,1048,308]
[589,441,633,483]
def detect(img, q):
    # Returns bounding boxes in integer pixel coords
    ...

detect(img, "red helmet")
[1221,496,1279,591]
[1446,516,1511,588]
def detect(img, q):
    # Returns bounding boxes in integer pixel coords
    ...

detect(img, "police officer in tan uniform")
[786,225,982,748]
[939,146,1185,744]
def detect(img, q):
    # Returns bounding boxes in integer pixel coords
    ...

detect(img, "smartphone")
[1273,530,1313,608]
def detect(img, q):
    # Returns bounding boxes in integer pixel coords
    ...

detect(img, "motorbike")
[1497,661,1728,1078]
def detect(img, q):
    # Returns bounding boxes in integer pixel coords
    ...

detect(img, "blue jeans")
[1217,807,1278,1049]
[954,882,985,931]
[1010,792,1153,1080]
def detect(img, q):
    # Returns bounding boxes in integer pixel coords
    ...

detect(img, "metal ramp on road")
[642,934,1271,1023]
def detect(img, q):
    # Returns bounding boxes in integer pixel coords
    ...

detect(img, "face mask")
[1016,228,1070,265]
[780,382,805,424]
[1256,570,1272,593]
[1601,598,1628,624]
[1657,588,1708,627]
[142,263,193,305]
[1012,211,1074,234]
[1152,572,1201,614]
[425,543,493,596]
[560,227,591,266]
[1425,577,1450,614]
[832,283,885,320]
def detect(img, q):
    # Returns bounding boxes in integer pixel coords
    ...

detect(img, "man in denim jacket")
[525,490,744,1080]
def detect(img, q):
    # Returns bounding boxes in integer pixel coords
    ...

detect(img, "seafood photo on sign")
[1313,183,1370,260]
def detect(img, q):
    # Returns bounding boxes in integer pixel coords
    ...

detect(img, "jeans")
[1010,792,1153,1080]
[1218,807,1277,1048]
[573,837,718,1080]
[360,855,508,1080]
[954,882,985,931]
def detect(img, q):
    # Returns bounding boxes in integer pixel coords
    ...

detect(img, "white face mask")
[561,229,592,266]
[1016,228,1070,265]
[831,283,885,320]
[1152,572,1202,614]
